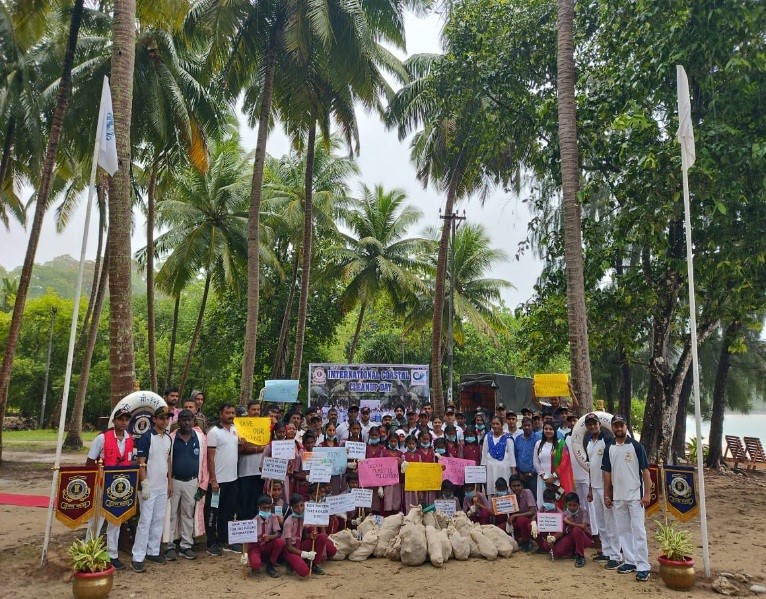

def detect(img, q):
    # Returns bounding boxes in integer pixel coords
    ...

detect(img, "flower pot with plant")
[69,536,116,599]
[654,521,695,590]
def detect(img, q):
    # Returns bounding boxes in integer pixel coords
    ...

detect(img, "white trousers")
[574,480,596,534]
[132,490,167,561]
[613,499,649,571]
[167,478,197,549]
[591,487,620,560]
[86,516,121,559]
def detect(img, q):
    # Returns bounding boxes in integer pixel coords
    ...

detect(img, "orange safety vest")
[102,429,134,466]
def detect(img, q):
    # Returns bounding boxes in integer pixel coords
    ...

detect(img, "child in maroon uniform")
[508,474,537,552]
[416,429,436,505]
[282,494,336,576]
[247,495,285,578]
[462,426,481,465]
[444,425,462,458]
[379,431,404,515]
[463,481,492,525]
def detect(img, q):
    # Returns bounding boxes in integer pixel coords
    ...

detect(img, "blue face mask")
[565,508,577,517]
[258,510,272,519]
[435,448,446,455]
[292,511,304,518]
[465,436,476,443]
[420,442,431,449]
[407,446,416,453]
[326,435,336,441]
[496,488,507,495]
[543,502,556,511]
[389,443,398,450]
[477,424,486,430]
[465,491,475,499]
[446,435,456,442]
[368,438,380,445]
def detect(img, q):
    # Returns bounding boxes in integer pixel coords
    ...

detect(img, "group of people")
[87,388,653,582]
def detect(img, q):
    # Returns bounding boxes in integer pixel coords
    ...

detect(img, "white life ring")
[571,411,614,472]
[108,390,167,439]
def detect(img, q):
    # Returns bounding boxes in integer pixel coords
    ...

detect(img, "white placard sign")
[326,493,355,515]
[271,440,296,460]
[308,462,333,483]
[344,441,367,461]
[261,457,289,481]
[434,499,457,517]
[464,465,487,484]
[351,488,373,508]
[227,520,258,544]
[537,512,564,533]
[492,494,520,515]
[304,502,330,526]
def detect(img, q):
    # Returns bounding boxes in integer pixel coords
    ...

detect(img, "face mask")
[291,511,303,518]
[446,435,456,442]
[565,508,577,517]
[496,488,507,495]
[543,502,555,511]
[465,491,475,499]
[477,424,485,430]
[326,435,336,441]
[420,442,431,449]
[389,443,398,450]
[465,436,476,443]
[258,510,272,519]
[407,446,416,453]
[435,448,446,455]
[368,438,380,445]
[443,493,453,499]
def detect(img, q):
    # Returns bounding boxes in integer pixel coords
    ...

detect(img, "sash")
[487,434,509,461]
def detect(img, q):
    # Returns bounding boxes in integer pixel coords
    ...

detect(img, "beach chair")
[744,437,766,470]
[724,435,753,470]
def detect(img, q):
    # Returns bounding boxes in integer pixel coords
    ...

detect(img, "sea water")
[684,412,766,445]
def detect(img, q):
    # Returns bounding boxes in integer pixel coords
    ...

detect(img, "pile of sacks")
[329,508,517,567]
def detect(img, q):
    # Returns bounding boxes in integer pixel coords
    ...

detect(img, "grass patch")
[3,429,98,452]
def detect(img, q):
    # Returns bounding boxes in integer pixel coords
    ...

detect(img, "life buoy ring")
[108,391,167,440]
[571,411,614,472]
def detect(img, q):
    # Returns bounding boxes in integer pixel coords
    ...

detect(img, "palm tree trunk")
[64,244,109,450]
[0,118,15,187]
[617,347,632,424]
[273,255,299,378]
[146,159,159,392]
[179,272,211,397]
[556,0,593,412]
[291,123,316,379]
[164,294,180,390]
[240,30,279,405]
[347,302,367,363]
[707,322,738,468]
[0,0,85,463]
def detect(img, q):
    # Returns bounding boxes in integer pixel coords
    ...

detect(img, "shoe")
[311,564,326,575]
[165,548,178,561]
[110,558,125,571]
[593,553,609,562]
[575,555,586,568]
[206,544,222,557]
[180,548,196,560]
[146,553,166,565]
[636,571,650,582]
[224,543,243,553]
[265,563,280,578]
[520,541,534,553]
[131,560,145,573]
[285,563,294,574]
[605,559,621,570]
[617,563,637,574]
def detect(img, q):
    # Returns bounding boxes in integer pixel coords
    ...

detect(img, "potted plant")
[654,521,696,590]
[69,536,116,599]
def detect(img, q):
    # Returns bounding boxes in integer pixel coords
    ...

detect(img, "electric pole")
[439,209,466,405]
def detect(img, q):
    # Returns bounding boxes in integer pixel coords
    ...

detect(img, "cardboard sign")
[235,417,272,446]
[434,499,457,517]
[302,452,314,469]
[464,465,487,484]
[261,457,289,481]
[351,488,373,508]
[404,463,443,491]
[308,462,333,483]
[264,379,299,403]
[491,494,520,515]
[228,519,258,544]
[358,457,400,488]
[537,512,564,533]
[440,457,475,486]
[534,373,569,397]
[271,440,296,460]
[304,502,330,526]
[312,447,348,476]
[326,493,355,515]
[344,441,367,461]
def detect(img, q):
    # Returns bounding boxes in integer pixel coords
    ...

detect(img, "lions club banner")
[101,466,139,526]
[664,465,699,522]
[55,466,99,528]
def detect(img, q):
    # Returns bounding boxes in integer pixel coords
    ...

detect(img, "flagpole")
[677,64,710,578]
[40,78,106,566]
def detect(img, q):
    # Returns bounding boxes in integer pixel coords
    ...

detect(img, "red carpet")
[0,493,50,508]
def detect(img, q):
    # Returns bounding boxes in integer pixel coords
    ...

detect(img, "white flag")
[676,65,695,170]
[96,76,118,176]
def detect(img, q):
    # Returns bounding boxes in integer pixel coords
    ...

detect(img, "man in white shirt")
[443,407,464,441]
[585,412,619,568]
[504,411,523,439]
[238,400,265,521]
[336,404,359,442]
[359,406,374,441]
[205,403,240,556]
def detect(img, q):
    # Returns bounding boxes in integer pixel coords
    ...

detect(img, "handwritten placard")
[326,493,355,515]
[312,447,348,476]
[264,379,299,403]
[440,457,475,486]
[404,463,443,491]
[227,520,258,544]
[271,440,296,460]
[534,373,569,397]
[358,457,400,487]
[302,451,314,469]
[537,512,564,533]
[464,465,487,484]
[304,502,330,526]
[261,457,289,481]
[344,441,367,461]
[491,494,520,515]
[235,417,272,446]
[434,499,457,517]
[351,488,373,508]
[308,462,333,483]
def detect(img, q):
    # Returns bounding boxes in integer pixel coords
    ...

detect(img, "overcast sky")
[0,12,542,309]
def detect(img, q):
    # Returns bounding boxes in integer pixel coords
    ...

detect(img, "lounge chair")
[724,435,753,470]
[743,437,766,469]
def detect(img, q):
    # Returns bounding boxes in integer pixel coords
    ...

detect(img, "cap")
[475,406,484,412]
[455,411,464,417]
[348,404,359,410]
[445,407,455,414]
[406,409,416,415]
[521,407,533,414]
[361,406,371,413]
[532,411,542,418]
[382,413,393,419]
[556,406,569,414]
[114,407,131,419]
[496,403,506,410]
[154,406,170,418]
[611,414,626,424]
[395,429,406,436]
[584,412,599,423]
[507,410,517,417]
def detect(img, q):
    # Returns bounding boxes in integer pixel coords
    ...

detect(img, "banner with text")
[235,417,272,446]
[358,457,400,488]
[101,466,139,526]
[664,465,699,522]
[55,466,99,528]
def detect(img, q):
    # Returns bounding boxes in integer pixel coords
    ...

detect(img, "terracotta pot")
[658,555,695,590]
[72,564,115,599]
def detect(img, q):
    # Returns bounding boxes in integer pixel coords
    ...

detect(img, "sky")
[0,12,542,309]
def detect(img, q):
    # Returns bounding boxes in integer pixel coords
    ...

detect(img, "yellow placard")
[404,462,443,491]
[534,373,570,397]
[235,417,271,446]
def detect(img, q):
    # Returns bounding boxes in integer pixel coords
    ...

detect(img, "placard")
[304,502,330,526]
[404,463,443,491]
[434,499,457,517]
[440,457,475,486]
[308,462,333,483]
[491,494,519,515]
[345,441,367,461]
[264,379,299,403]
[235,417,272,446]
[533,373,569,397]
[312,447,348,476]
[228,519,258,544]
[302,451,314,469]
[261,457,289,481]
[326,493,355,515]
[537,512,563,533]
[464,465,487,484]
[351,488,373,508]
[358,457,400,487]
[271,440,296,460]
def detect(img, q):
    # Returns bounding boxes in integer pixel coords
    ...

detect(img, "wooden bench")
[724,435,754,470]
[744,437,766,469]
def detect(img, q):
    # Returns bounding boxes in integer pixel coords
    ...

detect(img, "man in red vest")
[86,407,134,571]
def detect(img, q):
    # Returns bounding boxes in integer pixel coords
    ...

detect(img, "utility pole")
[40,307,58,428]
[439,209,466,405]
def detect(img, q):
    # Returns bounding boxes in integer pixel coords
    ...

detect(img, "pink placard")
[358,457,400,488]
[440,457,476,486]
